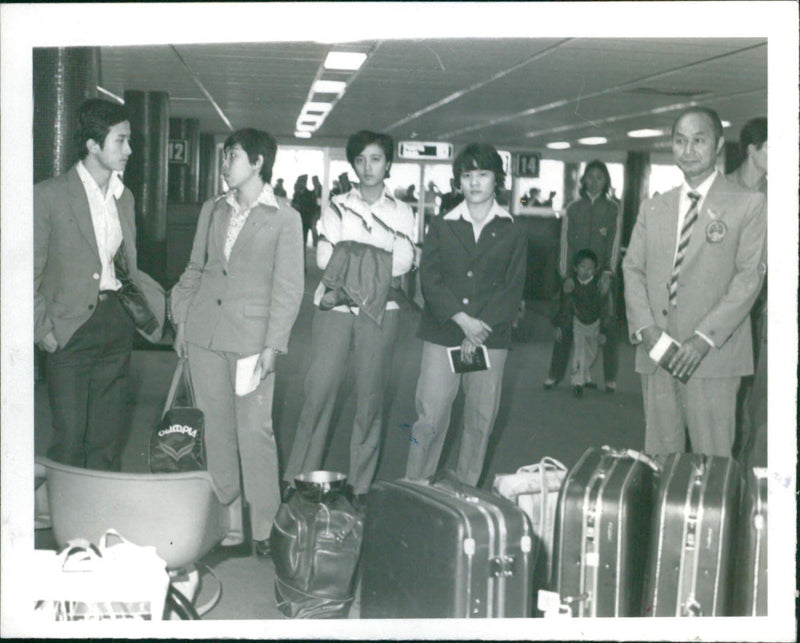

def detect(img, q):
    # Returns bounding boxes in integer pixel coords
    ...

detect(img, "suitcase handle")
[428,469,475,500]
[601,445,660,472]
[516,457,567,475]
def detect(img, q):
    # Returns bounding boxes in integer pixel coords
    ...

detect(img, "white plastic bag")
[32,529,170,621]
[493,457,567,584]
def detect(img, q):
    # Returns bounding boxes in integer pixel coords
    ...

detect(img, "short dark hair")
[572,248,598,270]
[671,106,724,143]
[579,160,611,199]
[76,98,128,160]
[740,117,767,154]
[223,128,277,183]
[346,130,394,172]
[452,143,506,195]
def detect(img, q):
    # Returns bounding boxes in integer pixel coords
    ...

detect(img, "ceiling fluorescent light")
[295,122,317,132]
[721,120,731,128]
[302,102,333,116]
[294,131,312,139]
[577,136,607,145]
[97,85,124,104]
[627,128,664,138]
[546,141,571,150]
[323,51,367,71]
[312,80,346,97]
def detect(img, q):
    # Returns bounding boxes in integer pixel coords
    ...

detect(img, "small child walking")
[550,249,611,397]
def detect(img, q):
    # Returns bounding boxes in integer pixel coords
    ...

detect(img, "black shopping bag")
[149,358,205,472]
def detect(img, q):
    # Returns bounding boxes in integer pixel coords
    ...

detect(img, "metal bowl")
[294,470,348,503]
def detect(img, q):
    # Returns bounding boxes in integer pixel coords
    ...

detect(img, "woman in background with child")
[544,159,622,393]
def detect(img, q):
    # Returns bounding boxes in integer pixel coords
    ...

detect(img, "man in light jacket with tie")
[622,107,767,457]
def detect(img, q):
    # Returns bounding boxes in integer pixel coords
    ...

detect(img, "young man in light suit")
[622,107,767,457]
[34,98,165,471]
[171,128,304,558]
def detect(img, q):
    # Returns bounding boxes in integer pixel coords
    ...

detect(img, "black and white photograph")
[1,2,797,640]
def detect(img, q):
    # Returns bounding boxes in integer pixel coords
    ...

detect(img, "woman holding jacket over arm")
[170,128,305,558]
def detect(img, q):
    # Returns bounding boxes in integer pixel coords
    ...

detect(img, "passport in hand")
[648,332,691,383]
[447,345,491,374]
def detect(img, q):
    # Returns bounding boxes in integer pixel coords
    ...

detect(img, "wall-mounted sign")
[397,141,453,161]
[168,139,188,164]
[514,152,541,178]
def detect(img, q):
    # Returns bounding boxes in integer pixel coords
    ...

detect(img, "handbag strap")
[162,357,196,417]
[182,358,197,406]
[514,457,567,533]
[59,541,101,571]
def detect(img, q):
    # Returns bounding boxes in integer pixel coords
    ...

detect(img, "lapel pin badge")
[706,219,727,243]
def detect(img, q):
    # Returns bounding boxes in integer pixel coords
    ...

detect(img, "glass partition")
[511,159,565,216]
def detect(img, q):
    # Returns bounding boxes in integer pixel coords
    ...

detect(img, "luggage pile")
[537,447,766,618]
[271,446,767,619]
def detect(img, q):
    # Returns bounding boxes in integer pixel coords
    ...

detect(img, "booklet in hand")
[447,345,491,374]
[648,332,691,383]
[236,353,263,396]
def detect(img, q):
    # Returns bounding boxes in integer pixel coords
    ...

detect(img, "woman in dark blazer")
[405,143,526,486]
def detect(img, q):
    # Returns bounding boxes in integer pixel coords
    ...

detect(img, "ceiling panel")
[96,37,767,152]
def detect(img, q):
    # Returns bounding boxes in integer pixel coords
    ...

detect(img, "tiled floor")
[34,255,645,620]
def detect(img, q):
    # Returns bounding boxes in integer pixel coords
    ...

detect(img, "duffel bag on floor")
[270,472,363,619]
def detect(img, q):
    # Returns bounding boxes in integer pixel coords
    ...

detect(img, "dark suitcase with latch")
[642,453,739,617]
[732,465,768,616]
[551,445,657,617]
[360,474,537,618]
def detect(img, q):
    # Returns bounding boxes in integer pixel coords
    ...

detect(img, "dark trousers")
[45,293,135,470]
[547,319,618,383]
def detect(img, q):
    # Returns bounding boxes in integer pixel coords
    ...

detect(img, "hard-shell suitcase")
[551,446,657,617]
[360,474,536,618]
[732,466,768,616]
[643,454,739,617]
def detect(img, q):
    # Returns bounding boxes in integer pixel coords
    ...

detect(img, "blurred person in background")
[728,116,768,462]
[544,160,622,393]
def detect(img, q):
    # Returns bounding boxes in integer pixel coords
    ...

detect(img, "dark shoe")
[209,539,251,559]
[254,538,271,559]
[605,382,617,394]
[543,379,559,391]
[350,493,368,515]
[584,382,598,390]
[573,385,583,398]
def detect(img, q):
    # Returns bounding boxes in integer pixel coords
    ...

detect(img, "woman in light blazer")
[171,128,304,558]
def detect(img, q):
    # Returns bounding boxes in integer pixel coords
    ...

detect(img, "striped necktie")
[669,191,701,306]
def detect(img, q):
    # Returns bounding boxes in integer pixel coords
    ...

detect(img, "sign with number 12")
[168,139,188,164]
